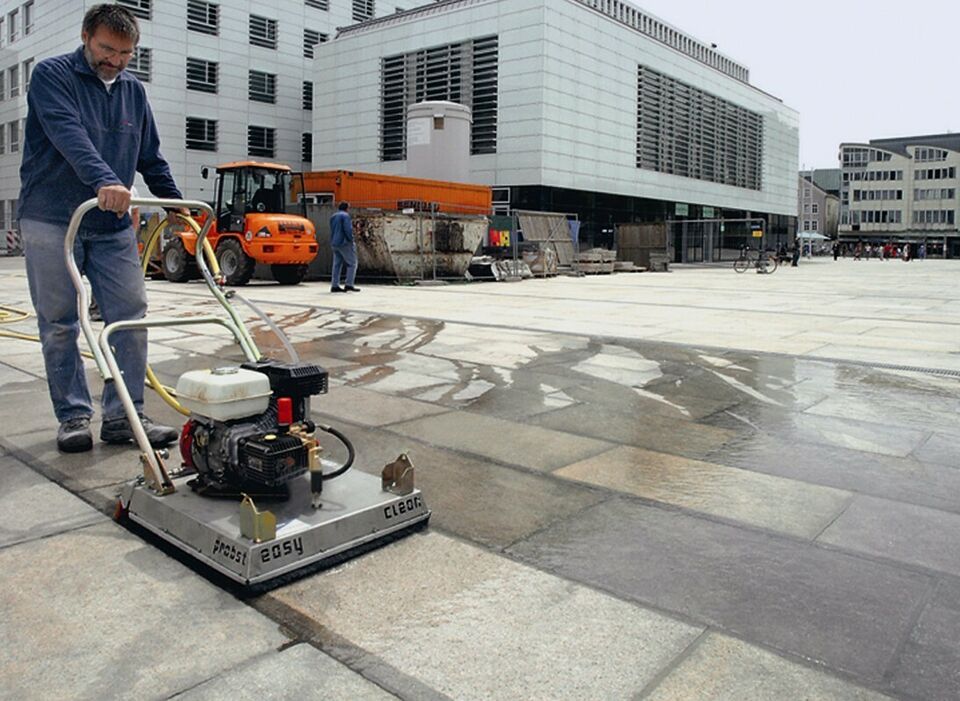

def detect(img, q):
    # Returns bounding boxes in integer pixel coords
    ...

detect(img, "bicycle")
[733,246,778,274]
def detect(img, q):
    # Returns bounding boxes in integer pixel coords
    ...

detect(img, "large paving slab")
[531,403,737,459]
[386,410,613,472]
[886,578,960,701]
[307,422,607,549]
[0,522,289,701]
[0,454,105,547]
[703,431,960,515]
[269,532,703,700]
[508,498,933,683]
[818,496,960,577]
[319,384,449,427]
[554,446,850,539]
[174,644,396,701]
[644,633,892,700]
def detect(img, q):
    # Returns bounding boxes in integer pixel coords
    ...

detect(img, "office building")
[839,133,960,257]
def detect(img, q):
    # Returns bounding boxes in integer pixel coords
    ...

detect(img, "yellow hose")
[138,212,222,414]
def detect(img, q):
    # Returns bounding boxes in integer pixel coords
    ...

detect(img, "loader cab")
[212,162,308,233]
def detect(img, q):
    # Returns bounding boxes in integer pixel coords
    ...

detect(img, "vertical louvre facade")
[636,65,763,191]
[379,35,498,161]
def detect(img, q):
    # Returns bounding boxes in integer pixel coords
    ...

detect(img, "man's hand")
[97,184,132,218]
[165,208,190,228]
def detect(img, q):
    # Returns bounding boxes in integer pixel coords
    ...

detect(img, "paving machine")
[66,197,429,587]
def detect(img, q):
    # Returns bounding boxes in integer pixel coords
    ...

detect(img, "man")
[18,4,185,453]
[329,201,360,293]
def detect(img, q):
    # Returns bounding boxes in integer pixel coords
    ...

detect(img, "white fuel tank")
[176,367,271,422]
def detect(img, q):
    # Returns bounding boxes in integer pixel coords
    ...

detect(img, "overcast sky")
[632,0,958,169]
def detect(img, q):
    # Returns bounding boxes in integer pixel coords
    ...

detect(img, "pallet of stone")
[578,261,616,274]
[577,247,617,264]
[613,261,645,272]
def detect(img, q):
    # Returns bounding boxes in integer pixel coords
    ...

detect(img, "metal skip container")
[307,206,487,281]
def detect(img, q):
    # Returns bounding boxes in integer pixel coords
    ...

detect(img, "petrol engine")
[175,360,334,499]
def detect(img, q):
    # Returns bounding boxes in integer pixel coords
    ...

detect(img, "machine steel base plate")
[122,469,429,586]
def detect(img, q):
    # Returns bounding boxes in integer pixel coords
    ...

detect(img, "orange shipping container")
[301,170,492,215]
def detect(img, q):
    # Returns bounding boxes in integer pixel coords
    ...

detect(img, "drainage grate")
[831,359,960,379]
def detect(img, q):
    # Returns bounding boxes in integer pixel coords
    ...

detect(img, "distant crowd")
[833,241,926,262]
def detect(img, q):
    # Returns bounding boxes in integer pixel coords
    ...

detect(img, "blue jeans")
[331,242,357,288]
[21,218,148,423]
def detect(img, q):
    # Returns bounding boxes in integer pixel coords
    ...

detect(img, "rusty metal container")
[301,170,491,215]
[305,205,487,281]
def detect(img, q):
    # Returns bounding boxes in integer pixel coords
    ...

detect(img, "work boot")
[330,286,345,293]
[101,414,178,448]
[57,417,93,453]
[344,285,361,292]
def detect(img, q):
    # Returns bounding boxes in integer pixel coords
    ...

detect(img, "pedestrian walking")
[330,201,360,293]
[18,4,186,452]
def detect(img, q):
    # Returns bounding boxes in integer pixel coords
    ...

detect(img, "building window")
[303,29,327,58]
[127,47,152,82]
[811,203,819,214]
[0,126,5,154]
[21,57,32,92]
[8,66,19,98]
[187,0,219,36]
[302,81,313,110]
[22,1,33,35]
[185,117,217,151]
[248,70,277,104]
[249,15,277,49]
[302,133,312,162]
[186,58,218,93]
[0,201,5,229]
[380,34,498,161]
[116,0,151,20]
[9,120,20,153]
[0,70,5,101]
[353,0,375,22]
[0,18,4,49]
[247,126,275,158]
[636,64,763,190]
[305,0,329,9]
[8,9,18,43]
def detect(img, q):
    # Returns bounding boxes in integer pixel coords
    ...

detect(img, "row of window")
[637,65,763,191]
[380,35,499,161]
[914,147,948,163]
[912,209,956,225]
[118,0,370,36]
[841,147,892,165]
[184,117,313,162]
[915,167,956,180]
[843,170,904,182]
[800,202,820,213]
[848,210,904,225]
[575,0,748,81]
[0,59,34,101]
[801,220,819,231]
[914,188,956,200]
[0,2,34,47]
[120,1,330,52]
[852,189,903,201]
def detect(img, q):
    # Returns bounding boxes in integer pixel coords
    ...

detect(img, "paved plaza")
[1,256,959,700]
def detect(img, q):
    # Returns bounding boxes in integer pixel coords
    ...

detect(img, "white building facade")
[312,0,800,254]
[0,0,398,236]
[0,0,800,258]
[839,134,960,257]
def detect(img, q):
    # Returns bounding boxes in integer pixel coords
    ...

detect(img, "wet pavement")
[1,257,959,699]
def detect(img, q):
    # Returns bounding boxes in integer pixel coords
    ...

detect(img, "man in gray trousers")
[329,201,360,293]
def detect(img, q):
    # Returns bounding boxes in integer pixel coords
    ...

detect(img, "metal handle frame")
[64,197,261,490]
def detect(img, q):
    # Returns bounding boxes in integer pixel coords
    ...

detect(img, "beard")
[83,45,122,80]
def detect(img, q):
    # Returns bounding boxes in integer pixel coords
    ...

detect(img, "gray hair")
[82,4,140,44]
